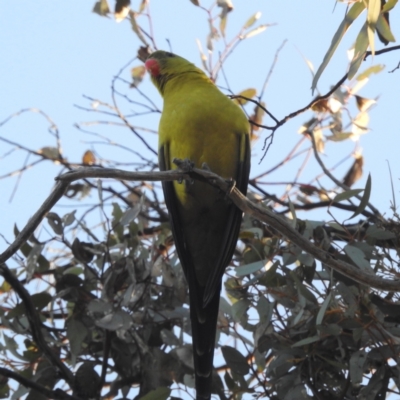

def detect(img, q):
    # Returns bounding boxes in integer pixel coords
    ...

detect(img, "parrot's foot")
[173,158,194,172]
[173,158,195,188]
[201,162,211,171]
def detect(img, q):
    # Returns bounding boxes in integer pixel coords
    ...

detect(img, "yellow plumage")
[145,51,250,400]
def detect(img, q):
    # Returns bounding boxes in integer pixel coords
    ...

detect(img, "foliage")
[1,1,400,399]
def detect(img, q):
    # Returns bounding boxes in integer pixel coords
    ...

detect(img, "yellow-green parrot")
[145,50,250,399]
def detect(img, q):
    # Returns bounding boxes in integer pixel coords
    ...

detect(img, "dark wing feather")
[159,134,250,400]
[159,144,219,399]
[203,132,251,306]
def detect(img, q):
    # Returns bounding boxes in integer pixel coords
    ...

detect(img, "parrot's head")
[145,50,203,95]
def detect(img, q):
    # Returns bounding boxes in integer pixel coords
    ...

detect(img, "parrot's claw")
[226,178,236,195]
[173,158,195,190]
[173,158,194,172]
[201,162,211,171]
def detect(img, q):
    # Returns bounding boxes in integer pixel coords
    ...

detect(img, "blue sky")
[1,2,400,264]
[1,1,399,256]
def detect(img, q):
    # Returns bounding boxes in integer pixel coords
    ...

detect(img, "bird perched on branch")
[145,50,250,399]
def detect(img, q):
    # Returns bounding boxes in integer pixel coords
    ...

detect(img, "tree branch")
[0,367,79,399]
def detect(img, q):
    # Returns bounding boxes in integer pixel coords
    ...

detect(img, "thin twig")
[309,131,381,217]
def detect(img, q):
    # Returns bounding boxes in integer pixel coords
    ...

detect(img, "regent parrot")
[145,50,250,399]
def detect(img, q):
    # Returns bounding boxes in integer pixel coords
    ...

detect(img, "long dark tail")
[189,280,221,400]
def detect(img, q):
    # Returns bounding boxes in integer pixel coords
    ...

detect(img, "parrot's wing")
[203,132,251,307]
[159,143,220,398]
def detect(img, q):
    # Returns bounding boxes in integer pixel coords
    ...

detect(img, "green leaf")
[382,0,398,12]
[92,0,110,16]
[367,0,381,55]
[349,350,367,387]
[344,244,373,271]
[365,225,396,240]
[316,292,332,326]
[356,64,385,80]
[140,387,171,400]
[256,296,274,325]
[312,1,366,92]
[243,11,262,29]
[231,299,249,323]
[292,335,320,347]
[376,13,396,43]
[333,189,363,203]
[221,346,250,375]
[241,24,268,39]
[350,173,371,219]
[8,292,52,319]
[235,259,267,276]
[66,318,88,363]
[348,23,369,80]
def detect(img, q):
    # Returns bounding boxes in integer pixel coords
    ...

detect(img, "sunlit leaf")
[196,39,208,71]
[351,111,369,137]
[217,0,234,12]
[82,150,96,165]
[115,0,130,22]
[243,11,262,29]
[92,0,110,16]
[311,98,330,113]
[355,95,376,112]
[233,88,257,105]
[367,0,381,55]
[130,65,146,87]
[138,0,148,13]
[313,128,325,153]
[326,132,353,142]
[348,23,369,79]
[376,13,396,43]
[241,24,268,39]
[382,0,398,12]
[38,146,61,161]
[249,101,266,134]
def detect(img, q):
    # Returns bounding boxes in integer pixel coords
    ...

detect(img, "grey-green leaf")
[312,2,365,92]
